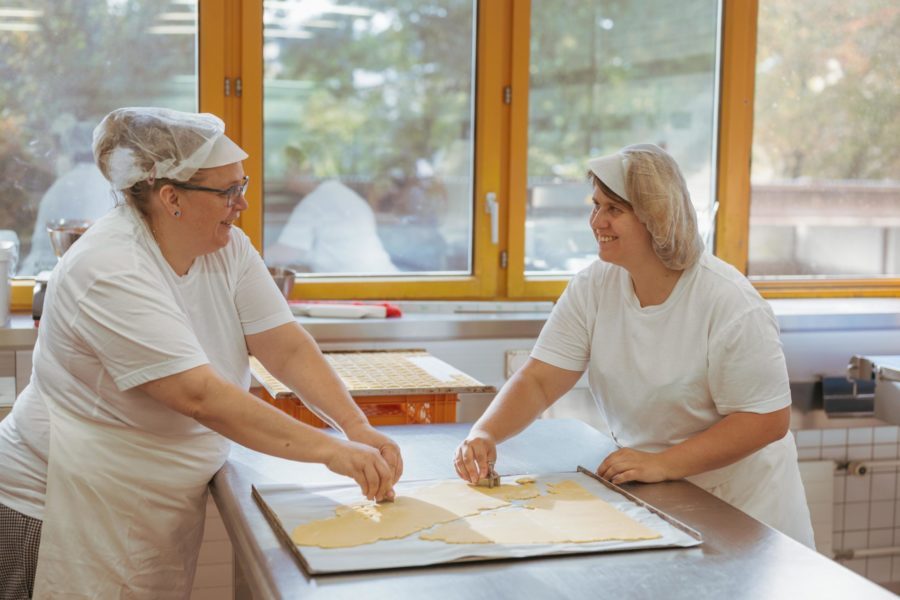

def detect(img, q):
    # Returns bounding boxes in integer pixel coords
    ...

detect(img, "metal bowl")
[268,266,296,299]
[46,218,92,258]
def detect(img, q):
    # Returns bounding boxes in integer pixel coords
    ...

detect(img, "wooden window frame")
[11,0,896,311]
[236,0,507,301]
[717,0,900,299]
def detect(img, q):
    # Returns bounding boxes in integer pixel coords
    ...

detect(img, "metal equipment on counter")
[33,219,92,321]
[847,355,900,424]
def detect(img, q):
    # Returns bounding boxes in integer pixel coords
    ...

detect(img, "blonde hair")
[620,144,703,269]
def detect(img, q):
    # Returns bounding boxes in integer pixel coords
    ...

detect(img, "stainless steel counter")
[0,314,38,349]
[210,419,890,600]
[3,297,900,348]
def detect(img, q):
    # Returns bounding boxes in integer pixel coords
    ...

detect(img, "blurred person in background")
[265,175,398,274]
[0,107,402,599]
[454,143,815,548]
[19,117,114,275]
[372,165,449,272]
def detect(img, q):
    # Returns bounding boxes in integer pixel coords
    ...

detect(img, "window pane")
[0,0,197,276]
[524,0,720,275]
[262,0,475,277]
[749,0,900,279]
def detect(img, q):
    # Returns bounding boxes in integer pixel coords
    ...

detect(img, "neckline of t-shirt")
[620,258,700,315]
[128,204,199,285]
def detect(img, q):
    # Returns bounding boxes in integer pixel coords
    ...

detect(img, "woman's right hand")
[454,431,497,484]
[324,439,396,501]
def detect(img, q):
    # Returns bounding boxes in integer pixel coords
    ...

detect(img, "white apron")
[686,432,816,548]
[33,404,230,599]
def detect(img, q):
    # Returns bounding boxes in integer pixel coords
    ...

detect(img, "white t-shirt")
[275,180,397,273]
[533,252,791,451]
[0,204,294,519]
[531,253,815,546]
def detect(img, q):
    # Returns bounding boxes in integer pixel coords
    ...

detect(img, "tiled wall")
[795,425,900,585]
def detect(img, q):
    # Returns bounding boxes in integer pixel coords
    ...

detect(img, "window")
[261,0,476,278]
[6,1,896,308]
[519,0,720,279]
[0,0,199,277]
[749,0,899,283]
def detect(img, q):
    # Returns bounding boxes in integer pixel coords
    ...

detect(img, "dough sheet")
[421,479,661,544]
[291,480,539,548]
[291,478,659,548]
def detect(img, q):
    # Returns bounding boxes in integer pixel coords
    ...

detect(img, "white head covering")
[588,143,704,270]
[587,152,630,202]
[92,107,248,190]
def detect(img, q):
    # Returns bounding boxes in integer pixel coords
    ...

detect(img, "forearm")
[660,408,790,479]
[260,326,368,434]
[148,368,341,463]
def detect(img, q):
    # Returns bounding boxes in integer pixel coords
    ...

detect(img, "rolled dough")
[291,480,538,548]
[291,478,660,549]
[421,479,661,544]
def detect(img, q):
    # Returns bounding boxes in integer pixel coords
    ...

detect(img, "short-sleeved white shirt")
[0,204,294,519]
[532,252,791,452]
[531,253,815,546]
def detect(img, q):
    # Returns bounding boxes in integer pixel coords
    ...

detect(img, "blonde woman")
[455,143,814,548]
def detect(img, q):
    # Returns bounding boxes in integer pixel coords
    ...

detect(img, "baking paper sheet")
[254,471,702,574]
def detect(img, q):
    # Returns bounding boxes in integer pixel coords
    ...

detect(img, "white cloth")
[531,253,815,547]
[274,180,397,273]
[37,404,225,598]
[0,203,293,597]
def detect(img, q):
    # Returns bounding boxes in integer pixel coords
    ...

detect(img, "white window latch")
[485,192,499,245]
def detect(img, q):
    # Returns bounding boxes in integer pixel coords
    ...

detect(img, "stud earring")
[174,210,181,217]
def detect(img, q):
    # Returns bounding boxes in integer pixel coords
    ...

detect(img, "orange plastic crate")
[253,387,457,428]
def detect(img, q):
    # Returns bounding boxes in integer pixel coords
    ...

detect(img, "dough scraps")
[420,480,661,545]
[291,480,539,548]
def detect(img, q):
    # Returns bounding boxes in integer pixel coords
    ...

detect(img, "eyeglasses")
[171,175,250,208]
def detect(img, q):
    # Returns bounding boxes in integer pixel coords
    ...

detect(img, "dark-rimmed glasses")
[171,175,249,208]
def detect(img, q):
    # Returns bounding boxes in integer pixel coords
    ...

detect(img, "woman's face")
[589,184,655,271]
[177,162,248,255]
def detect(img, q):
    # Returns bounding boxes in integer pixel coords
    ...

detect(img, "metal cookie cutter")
[478,461,501,488]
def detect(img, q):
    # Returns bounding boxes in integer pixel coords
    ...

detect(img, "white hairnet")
[588,143,704,270]
[92,107,247,190]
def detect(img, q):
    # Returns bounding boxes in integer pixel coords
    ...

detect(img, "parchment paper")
[254,471,702,574]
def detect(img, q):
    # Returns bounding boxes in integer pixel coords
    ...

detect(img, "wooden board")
[250,350,495,398]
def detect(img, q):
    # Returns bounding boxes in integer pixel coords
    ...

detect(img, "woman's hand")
[343,423,404,495]
[323,438,397,501]
[454,431,496,484]
[596,447,674,485]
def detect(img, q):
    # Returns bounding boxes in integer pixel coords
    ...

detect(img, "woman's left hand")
[596,447,673,485]
[344,424,404,489]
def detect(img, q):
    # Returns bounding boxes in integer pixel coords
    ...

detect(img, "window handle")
[485,192,499,245]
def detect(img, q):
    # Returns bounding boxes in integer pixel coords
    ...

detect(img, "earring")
[174,210,181,217]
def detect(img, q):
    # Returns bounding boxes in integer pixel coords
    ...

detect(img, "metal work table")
[210,419,889,600]
[4,297,900,347]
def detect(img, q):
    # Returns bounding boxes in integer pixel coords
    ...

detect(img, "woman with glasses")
[454,144,814,549]
[0,107,403,598]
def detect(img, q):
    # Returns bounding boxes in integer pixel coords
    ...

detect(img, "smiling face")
[177,162,247,255]
[589,183,656,272]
